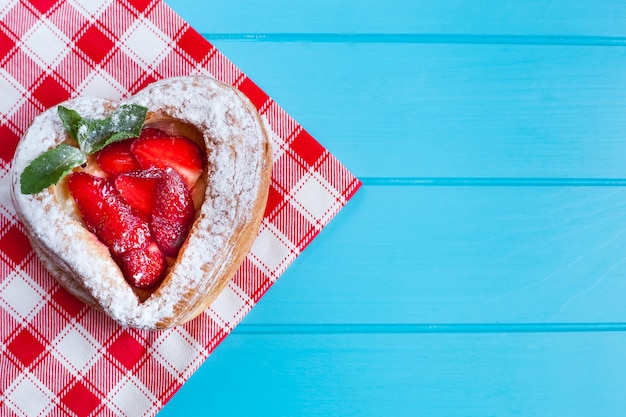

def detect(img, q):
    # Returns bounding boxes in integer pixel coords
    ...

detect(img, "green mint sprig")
[20,104,148,194]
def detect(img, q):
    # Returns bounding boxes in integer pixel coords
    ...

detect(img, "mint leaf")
[20,144,86,194]
[103,104,149,146]
[75,117,107,154]
[20,103,148,194]
[57,106,82,141]
[77,104,148,154]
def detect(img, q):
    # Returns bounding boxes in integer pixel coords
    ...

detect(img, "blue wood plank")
[240,185,626,324]
[159,331,626,417]
[166,0,626,37]
[200,42,626,179]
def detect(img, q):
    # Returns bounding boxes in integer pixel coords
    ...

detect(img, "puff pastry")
[11,75,272,329]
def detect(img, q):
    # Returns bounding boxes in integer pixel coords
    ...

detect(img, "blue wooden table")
[160,1,626,415]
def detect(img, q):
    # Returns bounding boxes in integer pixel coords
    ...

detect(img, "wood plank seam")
[201,33,626,46]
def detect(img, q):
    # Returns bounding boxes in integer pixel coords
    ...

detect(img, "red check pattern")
[0,1,361,416]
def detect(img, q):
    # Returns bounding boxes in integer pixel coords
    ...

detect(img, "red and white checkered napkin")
[0,1,360,416]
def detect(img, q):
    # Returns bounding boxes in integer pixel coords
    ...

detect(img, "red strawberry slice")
[131,134,203,190]
[114,168,165,219]
[66,172,109,235]
[68,172,151,256]
[150,168,195,257]
[117,241,166,288]
[99,202,151,256]
[96,139,141,176]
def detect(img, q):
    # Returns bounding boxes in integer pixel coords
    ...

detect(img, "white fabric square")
[109,376,157,417]
[22,19,69,68]
[0,69,26,116]
[0,1,18,21]
[292,173,341,224]
[0,270,45,320]
[51,325,100,372]
[208,282,250,329]
[4,372,55,417]
[249,223,297,277]
[121,19,170,68]
[68,0,112,18]
[78,69,126,99]
[153,328,204,376]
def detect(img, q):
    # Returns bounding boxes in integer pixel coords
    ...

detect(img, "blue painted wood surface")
[160,1,626,415]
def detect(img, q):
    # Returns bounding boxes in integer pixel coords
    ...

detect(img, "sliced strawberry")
[68,172,150,256]
[96,139,141,176]
[117,241,166,288]
[131,134,203,189]
[98,201,151,256]
[114,168,166,219]
[150,169,195,257]
[67,173,109,235]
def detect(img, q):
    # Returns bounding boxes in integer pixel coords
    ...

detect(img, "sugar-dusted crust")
[11,75,272,330]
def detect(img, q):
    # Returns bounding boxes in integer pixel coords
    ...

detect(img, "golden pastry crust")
[11,75,272,329]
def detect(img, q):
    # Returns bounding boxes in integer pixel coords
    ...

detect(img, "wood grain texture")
[164,331,626,417]
[167,0,626,37]
[204,42,626,178]
[241,187,626,325]
[160,1,626,415]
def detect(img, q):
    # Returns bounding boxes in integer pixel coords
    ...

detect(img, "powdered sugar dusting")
[11,76,270,329]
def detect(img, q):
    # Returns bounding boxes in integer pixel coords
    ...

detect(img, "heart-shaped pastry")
[11,76,272,330]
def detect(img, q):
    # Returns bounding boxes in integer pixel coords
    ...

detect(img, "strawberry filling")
[150,168,195,257]
[114,168,163,219]
[67,127,205,290]
[131,132,204,190]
